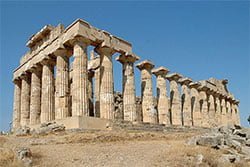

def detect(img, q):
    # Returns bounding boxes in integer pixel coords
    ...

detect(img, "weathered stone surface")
[12,80,21,131]
[117,53,139,122]
[114,92,123,120]
[88,70,94,117]
[93,56,101,117]
[189,82,202,127]
[95,46,115,120]
[72,41,89,117]
[55,52,70,119]
[20,74,31,126]
[219,154,240,163]
[34,122,65,135]
[197,85,210,128]
[136,60,156,123]
[152,67,170,125]
[166,73,182,126]
[196,133,224,147]
[16,147,32,167]
[29,67,42,125]
[41,60,55,123]
[187,126,250,161]
[179,77,192,126]
[15,126,30,136]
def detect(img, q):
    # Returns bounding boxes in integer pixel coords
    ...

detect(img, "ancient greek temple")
[12,19,240,131]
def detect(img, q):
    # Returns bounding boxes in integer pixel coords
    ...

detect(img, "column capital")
[116,52,140,64]
[189,82,201,89]
[136,60,154,71]
[206,88,217,95]
[94,45,116,56]
[165,73,182,81]
[13,78,21,85]
[219,92,227,99]
[53,49,72,58]
[178,77,192,85]
[41,57,55,66]
[152,66,169,77]
[28,63,42,74]
[20,72,31,80]
[197,85,209,92]
[72,37,91,47]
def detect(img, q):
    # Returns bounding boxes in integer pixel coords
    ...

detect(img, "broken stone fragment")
[16,147,32,167]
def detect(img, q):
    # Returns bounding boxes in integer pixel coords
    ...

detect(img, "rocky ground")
[0,124,249,167]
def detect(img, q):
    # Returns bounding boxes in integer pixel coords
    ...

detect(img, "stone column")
[41,60,55,123]
[152,67,170,125]
[72,41,89,117]
[220,96,227,126]
[12,79,21,130]
[95,46,115,119]
[214,92,222,126]
[94,66,100,117]
[136,60,156,123]
[189,82,202,127]
[55,51,70,119]
[20,73,31,126]
[116,53,139,122]
[234,100,240,125]
[88,70,94,116]
[207,89,216,127]
[197,85,209,128]
[226,98,232,126]
[29,66,42,125]
[166,73,182,126]
[179,78,192,126]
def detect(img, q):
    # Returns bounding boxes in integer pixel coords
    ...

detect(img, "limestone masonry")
[12,19,240,131]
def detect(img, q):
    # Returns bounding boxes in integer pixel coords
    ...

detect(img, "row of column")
[12,41,240,130]
[12,39,141,130]
[135,61,240,127]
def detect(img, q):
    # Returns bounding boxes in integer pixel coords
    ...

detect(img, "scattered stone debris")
[33,122,65,135]
[187,125,250,163]
[16,147,32,167]
[15,122,65,136]
[15,126,30,136]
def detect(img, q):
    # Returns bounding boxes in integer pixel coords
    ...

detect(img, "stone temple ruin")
[12,19,240,132]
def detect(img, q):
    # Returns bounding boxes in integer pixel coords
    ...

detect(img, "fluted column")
[95,46,115,119]
[94,67,100,117]
[136,60,156,123]
[189,82,202,127]
[20,73,31,126]
[29,66,42,125]
[12,79,21,130]
[152,67,170,125]
[233,101,240,125]
[41,60,55,123]
[72,41,89,116]
[179,78,193,126]
[207,90,216,127]
[117,53,139,122]
[198,85,209,128]
[166,73,182,126]
[226,99,232,126]
[55,51,70,119]
[214,93,222,126]
[221,97,227,126]
[88,71,94,116]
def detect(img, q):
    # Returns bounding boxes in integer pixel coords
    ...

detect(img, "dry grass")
[1,129,249,167]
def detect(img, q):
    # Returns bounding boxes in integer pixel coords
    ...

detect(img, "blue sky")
[0,1,249,131]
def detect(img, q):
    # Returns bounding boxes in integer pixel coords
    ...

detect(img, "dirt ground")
[0,129,249,167]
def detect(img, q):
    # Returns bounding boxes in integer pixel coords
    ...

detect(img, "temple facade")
[12,19,240,131]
